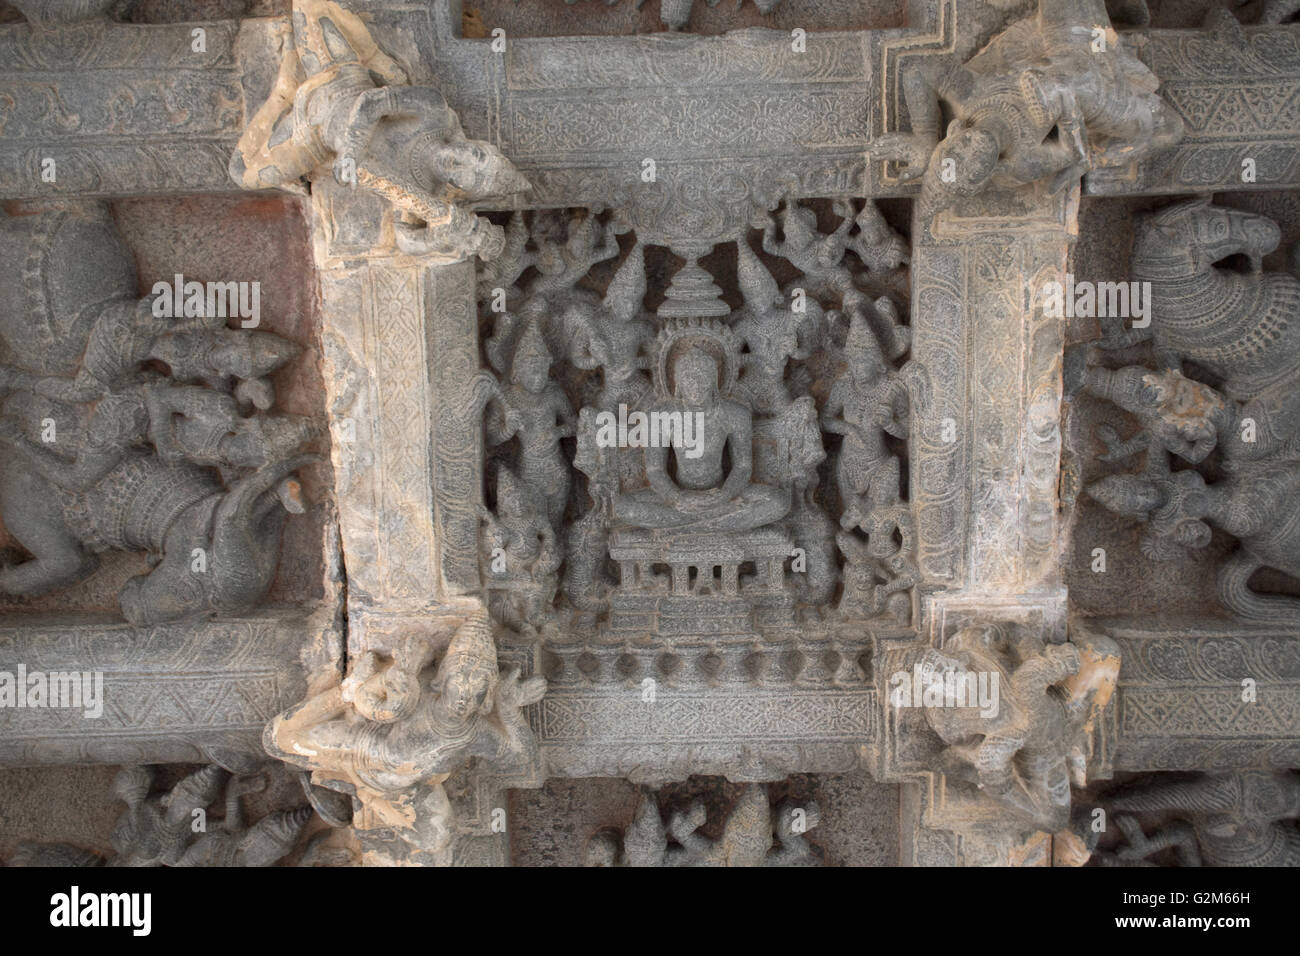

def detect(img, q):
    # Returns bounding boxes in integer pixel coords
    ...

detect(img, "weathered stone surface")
[1086,21,1300,195]
[0,0,1297,869]
[0,606,341,769]
[0,19,259,198]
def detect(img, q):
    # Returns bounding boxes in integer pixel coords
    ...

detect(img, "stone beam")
[1086,24,1300,196]
[1086,618,1300,773]
[909,189,1074,636]
[408,12,1300,213]
[0,607,341,770]
[381,8,892,245]
[535,684,876,784]
[0,18,281,200]
[5,10,1292,208]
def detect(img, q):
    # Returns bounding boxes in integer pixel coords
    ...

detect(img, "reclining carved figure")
[877,0,1182,198]
[230,0,529,261]
[265,608,546,854]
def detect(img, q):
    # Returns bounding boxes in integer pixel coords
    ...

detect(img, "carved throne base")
[607,527,796,636]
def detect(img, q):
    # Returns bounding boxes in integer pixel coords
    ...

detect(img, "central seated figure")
[613,346,790,533]
[588,298,822,634]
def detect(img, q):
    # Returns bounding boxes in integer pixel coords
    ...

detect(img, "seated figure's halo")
[652,318,742,399]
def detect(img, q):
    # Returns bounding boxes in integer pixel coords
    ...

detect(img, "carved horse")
[0,449,312,625]
[1125,198,1300,402]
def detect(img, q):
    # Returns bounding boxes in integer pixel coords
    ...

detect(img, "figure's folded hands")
[340,650,383,705]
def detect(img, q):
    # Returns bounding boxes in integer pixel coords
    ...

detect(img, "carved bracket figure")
[264,608,545,856]
[877,0,1182,200]
[230,0,529,262]
[914,624,1117,833]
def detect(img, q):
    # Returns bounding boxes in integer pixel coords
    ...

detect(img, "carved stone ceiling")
[0,0,1296,874]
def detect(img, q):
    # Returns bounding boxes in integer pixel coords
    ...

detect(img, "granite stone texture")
[0,0,1296,869]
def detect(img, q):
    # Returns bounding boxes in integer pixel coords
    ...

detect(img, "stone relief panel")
[0,197,335,624]
[509,772,900,866]
[0,16,247,199]
[587,782,821,866]
[458,198,925,791]
[10,764,319,867]
[475,200,922,653]
[0,199,331,624]
[1069,196,1300,621]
